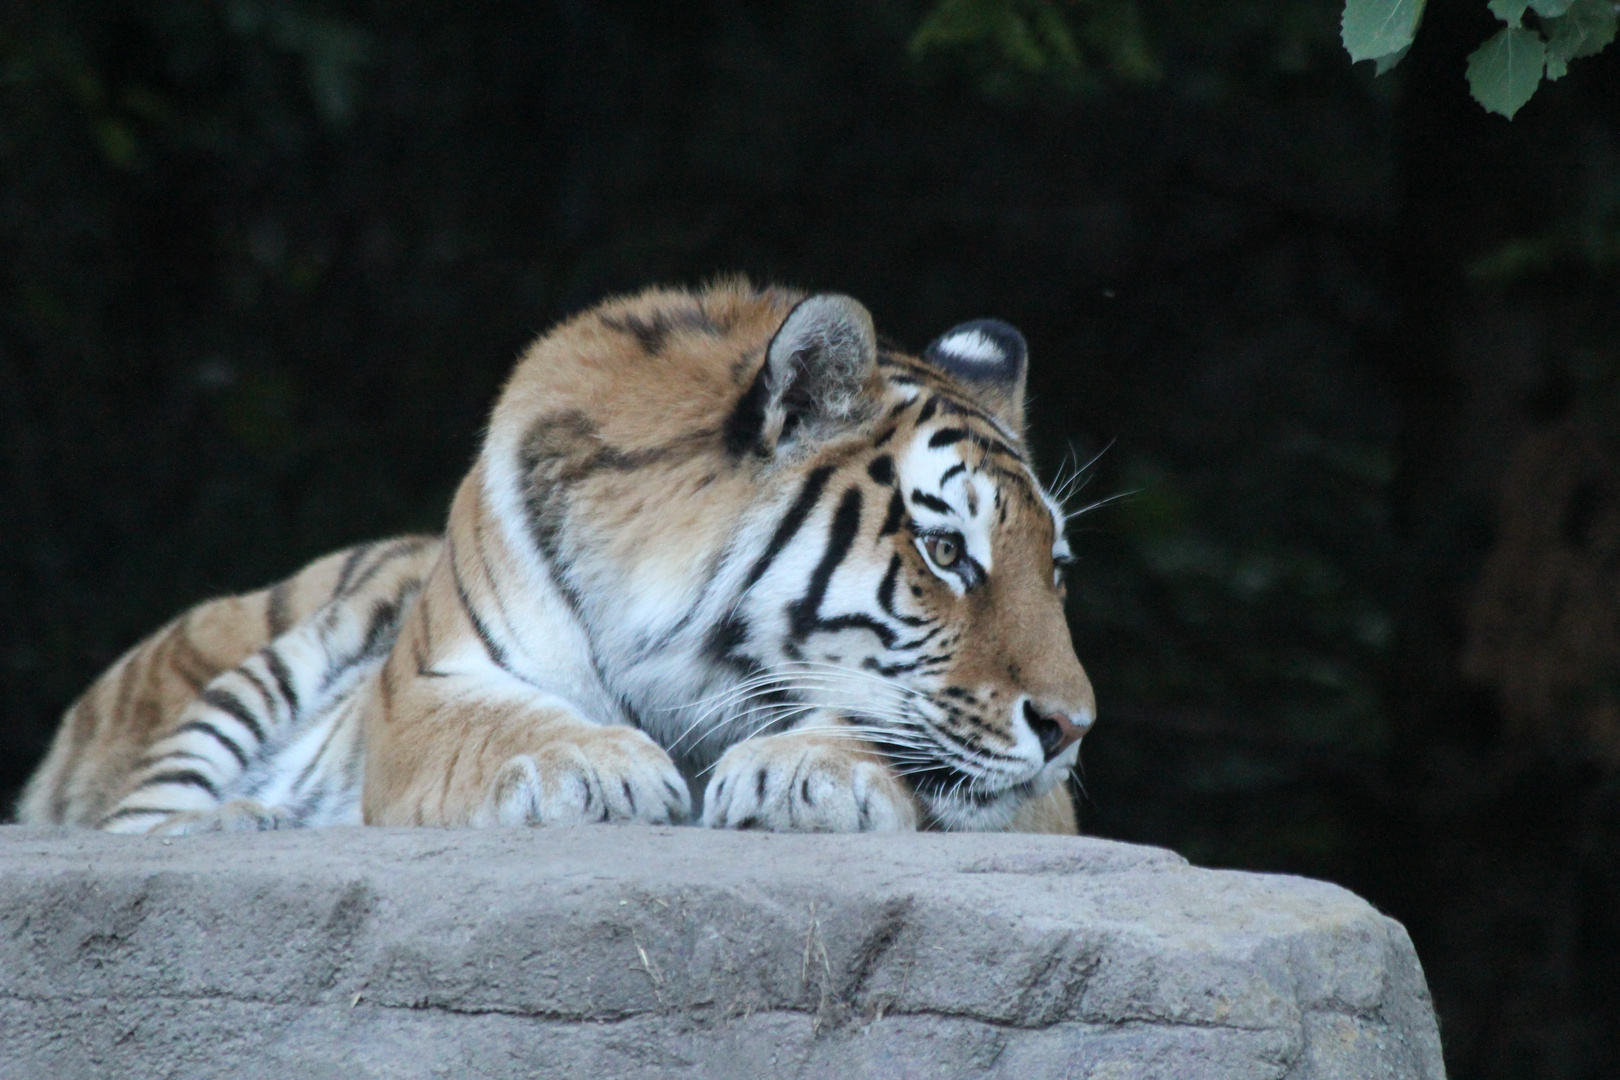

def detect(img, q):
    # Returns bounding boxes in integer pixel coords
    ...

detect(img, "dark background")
[4,2,1619,1075]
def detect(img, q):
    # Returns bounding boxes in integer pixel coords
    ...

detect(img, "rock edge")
[0,825,1444,1080]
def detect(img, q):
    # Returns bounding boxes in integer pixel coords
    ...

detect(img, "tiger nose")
[1023,700,1092,761]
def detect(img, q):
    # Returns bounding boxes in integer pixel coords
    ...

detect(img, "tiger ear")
[728,294,879,456]
[922,319,1028,435]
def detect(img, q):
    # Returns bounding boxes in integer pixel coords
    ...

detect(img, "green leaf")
[910,0,1082,75]
[1528,0,1574,17]
[1488,0,1530,25]
[1467,26,1546,118]
[1341,0,1427,63]
[1374,43,1411,73]
[1544,0,1618,66]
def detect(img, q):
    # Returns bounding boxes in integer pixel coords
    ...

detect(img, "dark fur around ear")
[922,318,1029,435]
[727,294,878,457]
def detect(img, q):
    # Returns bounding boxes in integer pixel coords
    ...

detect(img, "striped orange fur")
[18,280,1094,835]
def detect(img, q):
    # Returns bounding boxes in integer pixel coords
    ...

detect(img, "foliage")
[909,0,1347,97]
[909,0,1159,94]
[1341,0,1617,117]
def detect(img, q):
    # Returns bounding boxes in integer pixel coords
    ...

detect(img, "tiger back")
[17,280,1095,835]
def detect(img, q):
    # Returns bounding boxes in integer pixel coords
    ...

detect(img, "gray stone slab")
[0,825,1444,1079]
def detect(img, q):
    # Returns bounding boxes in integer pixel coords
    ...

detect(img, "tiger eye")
[928,535,960,568]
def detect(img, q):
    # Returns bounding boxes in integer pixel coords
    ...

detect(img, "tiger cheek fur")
[18,280,1095,837]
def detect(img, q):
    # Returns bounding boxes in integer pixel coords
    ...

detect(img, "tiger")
[16,280,1096,836]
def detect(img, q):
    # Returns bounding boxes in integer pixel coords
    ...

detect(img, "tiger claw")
[701,732,918,832]
[474,727,691,827]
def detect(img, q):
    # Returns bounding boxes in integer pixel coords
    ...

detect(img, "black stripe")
[266,581,291,637]
[787,486,865,643]
[705,613,756,673]
[931,714,1024,761]
[414,634,449,678]
[319,579,414,696]
[879,490,907,537]
[359,597,403,659]
[174,720,250,768]
[262,647,300,716]
[237,664,280,720]
[924,422,1026,465]
[199,687,266,743]
[725,360,772,458]
[169,625,215,692]
[140,769,220,799]
[449,542,512,672]
[916,397,939,425]
[470,510,525,656]
[332,543,374,598]
[910,489,954,515]
[881,650,952,676]
[867,455,894,486]
[511,460,618,694]
[339,537,425,601]
[601,307,718,355]
[807,612,902,649]
[894,625,945,651]
[862,654,938,676]
[742,465,835,591]
[974,433,1026,463]
[936,396,1007,428]
[291,704,349,794]
[876,555,929,627]
[939,463,966,485]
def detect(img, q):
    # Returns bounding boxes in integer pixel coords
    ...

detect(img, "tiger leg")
[469,718,692,828]
[364,692,691,827]
[701,727,921,833]
[362,548,692,827]
[98,545,432,834]
[16,537,437,829]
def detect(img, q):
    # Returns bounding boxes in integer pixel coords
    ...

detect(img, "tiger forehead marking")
[884,388,1062,584]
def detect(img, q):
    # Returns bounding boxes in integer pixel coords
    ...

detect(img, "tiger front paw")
[474,726,691,826]
[701,732,919,832]
[146,798,298,836]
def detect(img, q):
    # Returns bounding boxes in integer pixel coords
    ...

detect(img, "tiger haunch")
[18,280,1095,835]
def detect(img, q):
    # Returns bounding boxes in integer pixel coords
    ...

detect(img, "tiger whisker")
[1062,487,1137,525]
[1049,438,1115,513]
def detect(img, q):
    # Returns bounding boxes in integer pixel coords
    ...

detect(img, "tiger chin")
[16,279,1096,837]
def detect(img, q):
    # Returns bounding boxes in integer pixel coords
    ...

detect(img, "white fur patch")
[897,433,997,585]
[936,330,1004,365]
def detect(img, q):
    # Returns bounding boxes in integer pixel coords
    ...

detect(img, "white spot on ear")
[936,330,1004,365]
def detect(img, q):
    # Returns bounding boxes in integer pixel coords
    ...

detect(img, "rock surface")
[0,825,1443,1079]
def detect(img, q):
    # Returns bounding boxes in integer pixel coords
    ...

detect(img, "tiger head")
[705,291,1095,830]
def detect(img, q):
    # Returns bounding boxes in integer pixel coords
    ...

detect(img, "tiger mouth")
[862,734,1036,808]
